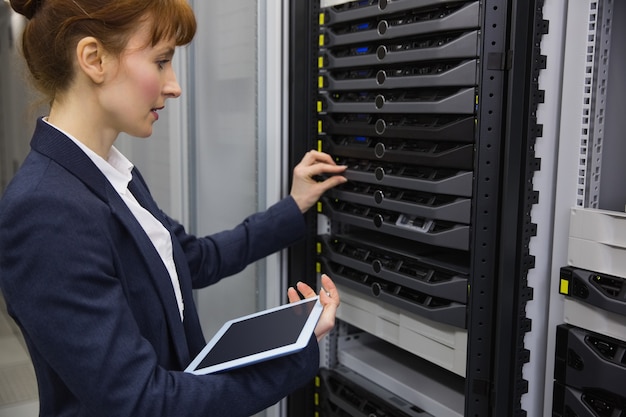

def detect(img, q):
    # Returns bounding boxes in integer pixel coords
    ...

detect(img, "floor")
[0,294,38,417]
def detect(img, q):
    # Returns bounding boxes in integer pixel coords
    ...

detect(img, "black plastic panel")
[318,366,433,416]
[324,0,469,26]
[324,136,474,169]
[321,30,479,69]
[553,381,626,417]
[326,181,471,223]
[320,232,468,298]
[320,87,475,114]
[322,196,470,251]
[322,59,478,91]
[559,266,626,317]
[338,159,473,197]
[555,324,626,398]
[321,2,479,47]
[321,113,475,142]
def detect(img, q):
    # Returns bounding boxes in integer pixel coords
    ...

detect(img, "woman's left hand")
[287,274,340,342]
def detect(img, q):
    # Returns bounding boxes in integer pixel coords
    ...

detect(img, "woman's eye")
[157,60,170,69]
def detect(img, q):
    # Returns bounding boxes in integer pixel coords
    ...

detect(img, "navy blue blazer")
[0,118,319,417]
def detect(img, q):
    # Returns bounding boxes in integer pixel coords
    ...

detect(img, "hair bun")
[9,0,43,20]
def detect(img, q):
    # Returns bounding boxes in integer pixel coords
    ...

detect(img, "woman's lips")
[151,106,164,121]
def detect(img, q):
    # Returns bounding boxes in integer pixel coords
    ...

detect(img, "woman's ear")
[76,37,108,84]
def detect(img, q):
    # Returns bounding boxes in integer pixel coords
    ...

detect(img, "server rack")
[544,1,626,416]
[288,0,546,416]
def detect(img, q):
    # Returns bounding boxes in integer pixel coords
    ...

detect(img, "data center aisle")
[0,294,38,417]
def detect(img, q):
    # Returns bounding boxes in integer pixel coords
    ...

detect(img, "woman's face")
[98,21,181,138]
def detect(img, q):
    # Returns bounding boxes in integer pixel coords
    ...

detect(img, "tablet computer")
[185,296,323,375]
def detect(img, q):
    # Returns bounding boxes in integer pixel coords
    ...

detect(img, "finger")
[307,162,347,177]
[320,274,336,293]
[317,175,348,192]
[287,287,301,303]
[296,281,317,299]
[319,274,339,304]
[301,150,337,166]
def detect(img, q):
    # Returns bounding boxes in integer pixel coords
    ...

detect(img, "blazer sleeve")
[167,196,307,289]
[131,166,307,289]
[0,163,318,417]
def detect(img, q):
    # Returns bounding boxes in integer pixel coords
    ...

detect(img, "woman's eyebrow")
[155,46,176,58]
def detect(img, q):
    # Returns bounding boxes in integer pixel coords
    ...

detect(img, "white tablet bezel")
[185,296,323,375]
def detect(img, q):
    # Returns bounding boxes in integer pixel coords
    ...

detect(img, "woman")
[0,0,347,416]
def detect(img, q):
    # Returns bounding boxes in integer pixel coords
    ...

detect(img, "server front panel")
[288,0,544,415]
[315,1,478,416]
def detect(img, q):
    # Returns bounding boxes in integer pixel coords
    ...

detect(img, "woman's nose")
[164,70,182,98]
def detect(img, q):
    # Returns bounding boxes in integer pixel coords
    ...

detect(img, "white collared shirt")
[43,119,184,321]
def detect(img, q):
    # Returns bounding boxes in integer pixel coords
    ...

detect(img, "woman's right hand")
[289,150,347,214]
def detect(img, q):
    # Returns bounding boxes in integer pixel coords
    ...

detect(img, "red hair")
[10,0,197,103]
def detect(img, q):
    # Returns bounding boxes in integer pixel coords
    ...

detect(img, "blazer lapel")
[126,175,196,364]
[127,172,206,356]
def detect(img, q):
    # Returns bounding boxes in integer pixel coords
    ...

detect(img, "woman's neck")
[48,94,118,159]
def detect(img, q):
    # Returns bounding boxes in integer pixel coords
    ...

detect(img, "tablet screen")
[185,297,322,375]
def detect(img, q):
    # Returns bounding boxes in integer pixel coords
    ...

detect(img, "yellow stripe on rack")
[559,278,570,295]
[319,13,325,26]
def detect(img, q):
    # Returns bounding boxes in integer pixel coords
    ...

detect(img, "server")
[553,324,626,417]
[288,0,546,415]
[553,215,626,416]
